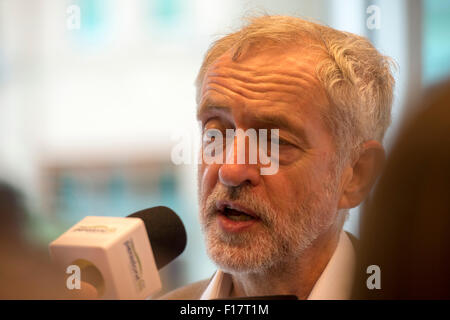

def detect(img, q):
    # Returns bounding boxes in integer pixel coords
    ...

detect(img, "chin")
[205,231,281,274]
[210,254,275,275]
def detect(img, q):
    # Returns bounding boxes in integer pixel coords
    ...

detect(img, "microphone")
[128,207,187,270]
[49,206,186,299]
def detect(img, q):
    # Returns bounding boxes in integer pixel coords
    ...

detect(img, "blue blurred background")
[0,0,449,296]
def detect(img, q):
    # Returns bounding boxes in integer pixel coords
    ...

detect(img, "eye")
[276,138,291,146]
[270,135,292,147]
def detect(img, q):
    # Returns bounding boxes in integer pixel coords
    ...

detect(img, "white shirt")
[200,231,356,300]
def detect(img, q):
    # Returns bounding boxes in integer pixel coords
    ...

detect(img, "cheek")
[263,173,300,208]
[264,164,313,207]
[198,163,220,202]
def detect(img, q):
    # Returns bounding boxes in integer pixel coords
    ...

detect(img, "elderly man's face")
[197,46,342,273]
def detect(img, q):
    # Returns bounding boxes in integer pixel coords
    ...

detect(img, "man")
[161,15,394,299]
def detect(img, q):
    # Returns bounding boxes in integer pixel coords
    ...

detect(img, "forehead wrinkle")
[204,60,324,110]
[210,46,322,82]
[196,86,295,122]
[203,78,300,106]
[208,73,314,96]
[209,63,319,89]
[198,49,330,136]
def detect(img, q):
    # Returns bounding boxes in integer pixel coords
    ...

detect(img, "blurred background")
[0,0,449,297]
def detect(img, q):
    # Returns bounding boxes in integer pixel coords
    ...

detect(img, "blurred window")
[423,0,450,85]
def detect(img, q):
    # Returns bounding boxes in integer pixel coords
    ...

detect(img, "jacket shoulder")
[158,278,212,300]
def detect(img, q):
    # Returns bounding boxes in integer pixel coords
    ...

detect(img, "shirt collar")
[200,231,356,300]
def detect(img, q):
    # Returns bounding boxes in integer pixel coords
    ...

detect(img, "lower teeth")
[226,214,252,222]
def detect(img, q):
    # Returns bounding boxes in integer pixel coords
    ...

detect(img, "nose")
[218,135,261,187]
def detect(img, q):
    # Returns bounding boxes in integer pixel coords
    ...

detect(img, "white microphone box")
[49,216,162,299]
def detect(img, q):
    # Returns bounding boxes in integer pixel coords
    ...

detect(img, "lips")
[216,201,258,218]
[215,201,259,233]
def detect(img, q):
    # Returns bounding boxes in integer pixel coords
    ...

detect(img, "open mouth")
[222,207,254,221]
[216,201,258,222]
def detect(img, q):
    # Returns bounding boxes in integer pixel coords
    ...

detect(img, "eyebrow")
[196,97,231,120]
[251,111,312,147]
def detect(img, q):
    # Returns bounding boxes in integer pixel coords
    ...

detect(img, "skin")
[196,45,384,299]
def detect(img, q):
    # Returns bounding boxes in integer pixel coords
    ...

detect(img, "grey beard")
[199,182,337,274]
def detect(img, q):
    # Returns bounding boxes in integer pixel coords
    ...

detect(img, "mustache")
[204,184,274,227]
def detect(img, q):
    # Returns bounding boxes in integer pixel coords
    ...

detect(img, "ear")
[338,140,385,209]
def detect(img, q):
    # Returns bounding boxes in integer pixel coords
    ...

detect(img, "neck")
[230,216,345,299]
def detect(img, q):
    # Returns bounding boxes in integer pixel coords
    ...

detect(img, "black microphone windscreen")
[128,206,187,270]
